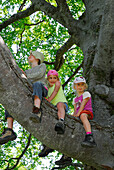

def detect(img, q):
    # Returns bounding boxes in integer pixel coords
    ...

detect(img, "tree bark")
[0,36,113,169]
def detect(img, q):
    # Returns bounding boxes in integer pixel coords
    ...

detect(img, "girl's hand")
[21,68,26,76]
[44,97,49,101]
[47,97,51,102]
[45,97,51,102]
[73,112,78,117]
[73,112,80,117]
[75,114,80,117]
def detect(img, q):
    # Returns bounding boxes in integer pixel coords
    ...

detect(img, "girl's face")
[74,82,86,93]
[28,54,39,64]
[48,75,58,86]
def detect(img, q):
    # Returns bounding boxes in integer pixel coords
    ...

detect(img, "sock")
[86,132,92,135]
[60,118,64,121]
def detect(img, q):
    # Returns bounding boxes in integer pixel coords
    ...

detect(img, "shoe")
[55,120,65,134]
[29,106,42,123]
[38,145,54,157]
[0,128,17,145]
[55,154,72,165]
[81,134,97,147]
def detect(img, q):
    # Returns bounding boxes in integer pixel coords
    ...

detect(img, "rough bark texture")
[0,0,114,169]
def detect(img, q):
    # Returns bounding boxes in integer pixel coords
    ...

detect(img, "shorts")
[64,102,69,113]
[5,110,13,120]
[80,110,93,120]
[32,81,48,101]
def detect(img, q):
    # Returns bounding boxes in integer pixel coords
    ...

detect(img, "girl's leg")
[80,113,97,147]
[34,95,41,108]
[32,82,45,108]
[57,102,66,119]
[80,113,91,133]
[55,103,66,134]
[7,117,14,129]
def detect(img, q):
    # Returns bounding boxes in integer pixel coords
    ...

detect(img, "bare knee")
[80,114,88,122]
[57,102,63,108]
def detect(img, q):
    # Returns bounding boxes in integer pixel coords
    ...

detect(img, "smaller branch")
[17,20,45,52]
[0,4,36,31]
[18,0,27,11]
[5,134,31,170]
[62,62,83,88]
[19,27,25,47]
[65,55,73,72]
[24,20,45,26]
[44,61,55,65]
[54,36,75,70]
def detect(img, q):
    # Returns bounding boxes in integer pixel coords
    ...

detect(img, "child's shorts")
[64,102,69,113]
[80,110,93,120]
[5,110,13,120]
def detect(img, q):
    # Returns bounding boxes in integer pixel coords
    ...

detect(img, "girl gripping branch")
[47,69,68,134]
[72,76,97,147]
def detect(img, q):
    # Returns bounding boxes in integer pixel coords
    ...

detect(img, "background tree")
[0,0,113,169]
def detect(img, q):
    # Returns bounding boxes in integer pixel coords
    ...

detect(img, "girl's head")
[73,76,88,93]
[47,70,59,86]
[28,50,44,65]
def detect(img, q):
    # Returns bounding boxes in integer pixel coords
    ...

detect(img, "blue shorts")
[5,110,13,120]
[32,81,48,102]
[64,102,69,113]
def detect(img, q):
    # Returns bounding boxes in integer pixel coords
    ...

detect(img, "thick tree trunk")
[0,36,113,169]
[79,0,114,126]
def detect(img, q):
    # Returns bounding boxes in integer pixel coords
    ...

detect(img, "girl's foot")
[55,119,65,134]
[29,106,42,123]
[55,154,72,165]
[81,134,97,147]
[38,145,54,157]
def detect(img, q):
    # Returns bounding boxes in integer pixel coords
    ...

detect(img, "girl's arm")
[48,81,61,102]
[73,104,77,116]
[75,97,90,117]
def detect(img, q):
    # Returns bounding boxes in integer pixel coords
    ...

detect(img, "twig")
[5,134,31,170]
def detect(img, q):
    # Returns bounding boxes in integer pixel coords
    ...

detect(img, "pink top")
[73,91,93,114]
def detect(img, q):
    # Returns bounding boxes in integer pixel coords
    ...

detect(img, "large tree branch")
[0,36,113,169]
[0,0,81,36]
[56,0,72,16]
[0,4,36,31]
[32,0,78,34]
[54,36,75,70]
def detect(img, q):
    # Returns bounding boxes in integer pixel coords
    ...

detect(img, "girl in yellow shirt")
[47,69,68,134]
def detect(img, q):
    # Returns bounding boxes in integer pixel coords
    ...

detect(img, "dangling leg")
[55,102,66,134]
[0,110,17,145]
[30,82,47,123]
[80,113,96,147]
[38,144,54,157]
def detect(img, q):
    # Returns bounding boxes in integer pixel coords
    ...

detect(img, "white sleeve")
[72,98,76,105]
[83,91,91,99]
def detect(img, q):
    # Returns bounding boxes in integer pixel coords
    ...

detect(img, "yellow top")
[48,84,67,106]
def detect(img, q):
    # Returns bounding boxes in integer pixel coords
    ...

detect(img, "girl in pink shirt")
[73,76,96,147]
